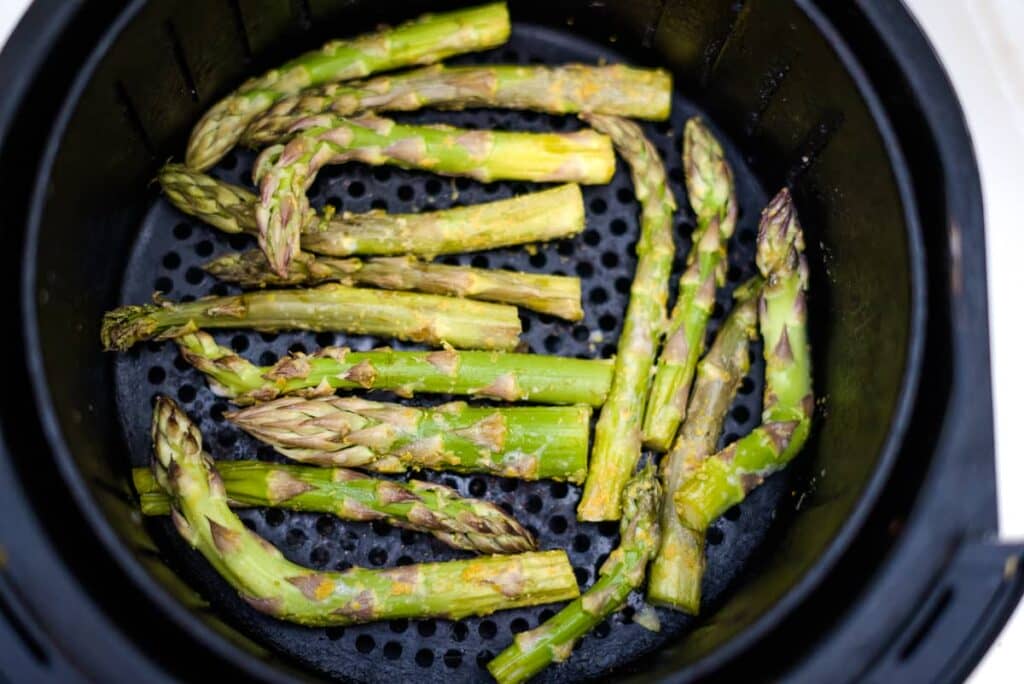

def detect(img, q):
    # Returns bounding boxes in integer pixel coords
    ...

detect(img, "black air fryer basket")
[0,1,1021,682]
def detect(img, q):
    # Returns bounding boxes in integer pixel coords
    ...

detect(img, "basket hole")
[548,515,568,534]
[259,350,277,366]
[574,566,589,586]
[173,222,192,240]
[529,252,547,268]
[525,495,543,514]
[227,234,249,250]
[615,276,631,294]
[469,478,487,497]
[476,650,493,669]
[154,276,173,293]
[558,241,574,257]
[418,619,437,637]
[602,343,617,358]
[599,314,617,332]
[185,267,204,285]
[594,619,611,638]
[499,478,519,493]
[589,197,607,215]
[479,620,497,639]
[315,515,335,536]
[610,218,628,235]
[510,618,530,634]
[335,560,353,572]
[400,530,417,545]
[550,481,569,499]
[622,605,636,624]
[426,178,443,195]
[454,177,471,191]
[326,195,343,212]
[397,555,414,566]
[544,335,561,353]
[371,198,388,211]
[372,167,391,182]
[265,509,285,527]
[583,229,600,247]
[443,649,463,669]
[383,641,402,660]
[218,431,237,447]
[194,240,213,257]
[601,252,619,268]
[355,635,375,654]
[617,187,635,204]
[724,505,742,521]
[174,355,191,372]
[326,627,344,641]
[521,317,532,334]
[371,520,391,536]
[397,185,414,201]
[589,287,608,305]
[289,342,307,355]
[210,403,227,423]
[572,325,589,342]
[706,527,724,545]
[451,622,469,642]
[147,367,166,385]
[389,619,408,634]
[598,521,619,538]
[286,528,306,546]
[309,546,329,567]
[162,252,181,270]
[315,332,335,347]
[576,262,594,278]
[739,377,755,395]
[732,405,750,423]
[230,334,249,352]
[177,384,196,403]
[347,181,365,198]
[471,255,489,269]
[573,534,591,553]
[368,547,388,566]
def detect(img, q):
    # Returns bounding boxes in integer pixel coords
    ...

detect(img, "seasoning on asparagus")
[185,2,511,171]
[254,114,614,275]
[243,63,672,146]
[100,284,521,352]
[150,396,579,626]
[133,460,534,554]
[646,278,760,613]
[205,251,584,321]
[643,118,738,451]
[675,188,813,531]
[176,331,612,406]
[575,114,677,522]
[227,396,591,483]
[158,164,585,256]
[487,464,662,684]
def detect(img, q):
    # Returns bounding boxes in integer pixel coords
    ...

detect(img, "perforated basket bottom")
[114,22,791,683]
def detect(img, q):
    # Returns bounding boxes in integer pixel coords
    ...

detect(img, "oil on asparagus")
[576,114,677,522]
[643,118,738,451]
[243,63,672,146]
[133,460,534,554]
[150,396,579,626]
[176,331,612,406]
[675,188,813,531]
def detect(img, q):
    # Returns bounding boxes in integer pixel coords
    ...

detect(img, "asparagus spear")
[205,251,584,321]
[227,396,591,483]
[176,331,612,406]
[151,397,579,626]
[642,118,738,451]
[254,114,614,275]
[675,189,813,531]
[646,278,760,613]
[133,460,534,554]
[185,2,511,171]
[487,464,662,684]
[575,114,677,522]
[100,284,521,352]
[158,165,585,256]
[243,63,672,147]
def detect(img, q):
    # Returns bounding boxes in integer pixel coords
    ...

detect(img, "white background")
[0,0,1019,680]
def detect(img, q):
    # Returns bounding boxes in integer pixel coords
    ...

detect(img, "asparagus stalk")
[227,396,591,483]
[243,63,672,146]
[576,114,677,522]
[151,397,579,626]
[176,331,612,407]
[487,464,662,684]
[185,2,511,171]
[158,164,584,255]
[133,460,534,554]
[100,284,522,352]
[675,189,813,531]
[642,118,738,451]
[205,251,583,321]
[646,278,760,613]
[254,114,614,275]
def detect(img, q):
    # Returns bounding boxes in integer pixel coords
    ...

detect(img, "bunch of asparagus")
[99,2,821,679]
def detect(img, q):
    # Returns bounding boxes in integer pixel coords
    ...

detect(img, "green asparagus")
[487,464,662,684]
[133,460,534,554]
[176,331,612,406]
[254,114,614,275]
[158,164,584,255]
[643,118,738,451]
[205,251,583,320]
[576,114,677,521]
[675,188,813,531]
[150,396,579,626]
[185,2,510,171]
[227,396,591,483]
[243,63,672,146]
[100,284,521,352]
[646,278,760,613]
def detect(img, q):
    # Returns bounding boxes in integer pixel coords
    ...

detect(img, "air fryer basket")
[4,0,1014,682]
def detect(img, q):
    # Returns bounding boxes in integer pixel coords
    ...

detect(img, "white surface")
[0,0,1019,680]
